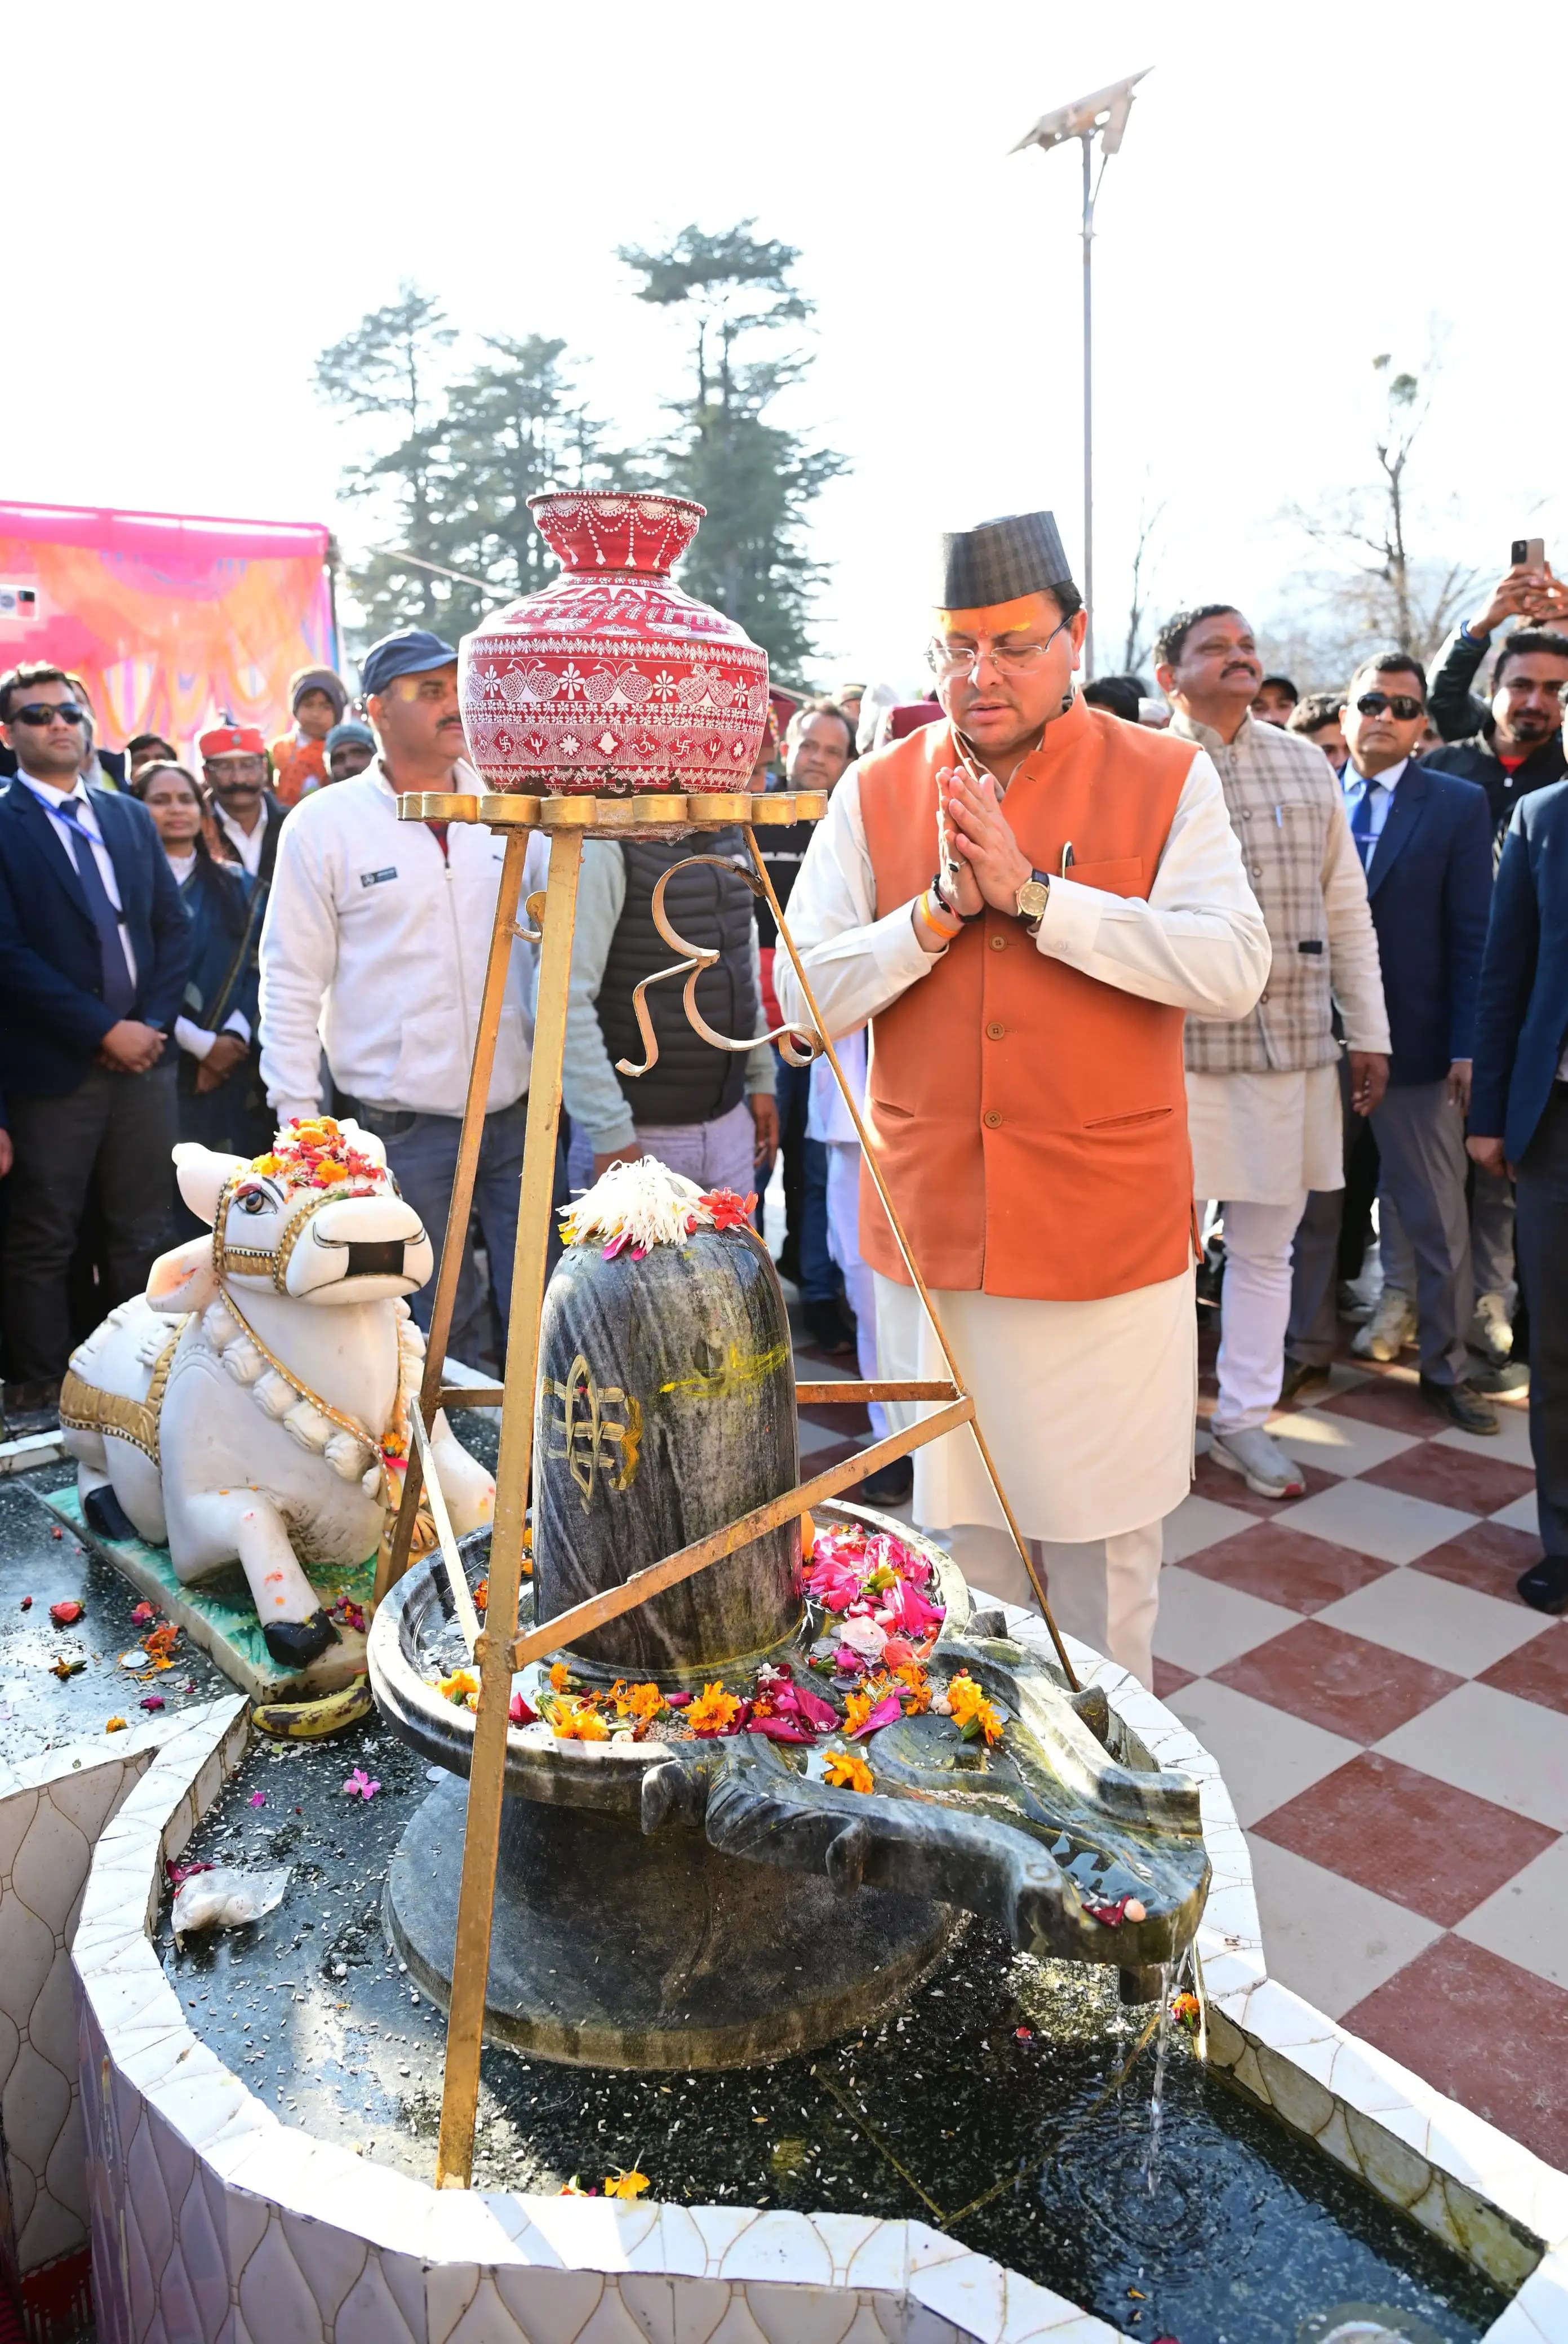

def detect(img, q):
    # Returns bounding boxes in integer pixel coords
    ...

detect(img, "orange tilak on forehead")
[934,592,1058,639]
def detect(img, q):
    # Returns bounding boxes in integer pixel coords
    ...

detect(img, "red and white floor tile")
[790,1301,1568,2176]
[1174,1344,1567,2173]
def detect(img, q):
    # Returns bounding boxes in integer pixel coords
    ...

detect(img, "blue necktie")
[1349,779,1382,873]
[54,798,136,1020]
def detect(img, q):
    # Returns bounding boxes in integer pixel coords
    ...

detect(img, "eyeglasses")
[926,618,1070,681]
[1356,691,1424,721]
[8,701,86,728]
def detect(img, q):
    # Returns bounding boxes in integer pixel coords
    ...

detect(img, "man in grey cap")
[324,720,376,784]
[259,628,548,1366]
[778,512,1268,1685]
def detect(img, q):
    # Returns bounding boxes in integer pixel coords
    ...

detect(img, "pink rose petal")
[849,1693,902,1739]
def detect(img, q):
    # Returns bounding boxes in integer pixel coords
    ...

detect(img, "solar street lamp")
[1012,70,1151,677]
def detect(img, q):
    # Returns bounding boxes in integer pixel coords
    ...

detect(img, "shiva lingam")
[368,1162,1210,2070]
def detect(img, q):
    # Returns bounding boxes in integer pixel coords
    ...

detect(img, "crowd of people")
[3,529,1567,1677]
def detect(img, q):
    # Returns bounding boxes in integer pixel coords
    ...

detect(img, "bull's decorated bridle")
[206,1169,414,1485]
[210,1170,366,1292]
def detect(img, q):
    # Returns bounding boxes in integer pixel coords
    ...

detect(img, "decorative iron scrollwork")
[614,855,823,1078]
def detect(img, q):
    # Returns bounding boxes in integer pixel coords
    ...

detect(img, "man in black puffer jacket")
[1424,583,1568,849]
[561,829,778,1199]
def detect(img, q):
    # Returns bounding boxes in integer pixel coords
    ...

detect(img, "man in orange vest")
[777,512,1269,1685]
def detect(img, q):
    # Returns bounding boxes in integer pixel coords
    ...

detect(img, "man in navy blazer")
[1469,771,1568,1610]
[1288,652,1496,1432]
[0,664,190,1418]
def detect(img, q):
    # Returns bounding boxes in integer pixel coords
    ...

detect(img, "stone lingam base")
[368,1510,1212,2072]
[388,1773,958,2069]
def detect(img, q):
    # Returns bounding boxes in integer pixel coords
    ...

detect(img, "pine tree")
[316,299,631,643]
[617,223,844,680]
[438,338,638,633]
[314,285,460,638]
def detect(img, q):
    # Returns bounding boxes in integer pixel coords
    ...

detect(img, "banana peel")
[251,1675,374,1740]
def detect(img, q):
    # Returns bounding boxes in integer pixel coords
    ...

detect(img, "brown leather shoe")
[1277,1359,1333,1408]
[1419,1376,1498,1435]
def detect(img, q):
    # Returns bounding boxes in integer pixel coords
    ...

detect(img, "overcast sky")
[7,0,1565,691]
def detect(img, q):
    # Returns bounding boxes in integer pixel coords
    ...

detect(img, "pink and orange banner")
[0,500,338,753]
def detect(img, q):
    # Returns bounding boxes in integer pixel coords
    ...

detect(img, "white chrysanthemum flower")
[561,1156,714,1254]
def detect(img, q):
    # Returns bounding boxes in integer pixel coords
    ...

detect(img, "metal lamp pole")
[1080,130,1094,678]
[1012,70,1151,682]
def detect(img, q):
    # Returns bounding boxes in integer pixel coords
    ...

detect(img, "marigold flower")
[946,1672,1003,1745]
[842,1686,874,1735]
[824,1746,874,1793]
[896,1663,932,1713]
[439,1667,479,1710]
[250,1153,284,1175]
[945,1671,979,1720]
[604,2166,650,2199]
[553,1700,610,1742]
[1172,1991,1201,2031]
[549,1662,571,1692]
[688,1681,742,1737]
[612,1680,665,1723]
[313,1157,348,1186]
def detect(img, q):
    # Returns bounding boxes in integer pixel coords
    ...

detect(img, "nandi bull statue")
[59,1117,495,1668]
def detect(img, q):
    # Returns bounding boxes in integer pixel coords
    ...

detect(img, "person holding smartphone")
[1425,548,1568,829]
[1421,556,1568,1371]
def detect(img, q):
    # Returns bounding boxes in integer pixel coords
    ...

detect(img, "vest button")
[985,1022,1005,1040]
[1241,807,1252,820]
[989,933,1007,950]
[1260,991,1270,1005]
[1251,863,1263,877]
[983,1110,1002,1129]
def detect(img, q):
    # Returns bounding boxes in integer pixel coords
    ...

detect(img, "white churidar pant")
[1208,1192,1310,1434]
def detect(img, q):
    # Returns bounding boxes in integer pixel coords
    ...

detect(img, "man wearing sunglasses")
[1424,604,1568,1370]
[0,664,190,1427]
[1286,654,1496,1433]
[777,512,1269,1688]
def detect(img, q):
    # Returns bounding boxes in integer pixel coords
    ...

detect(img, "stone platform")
[42,1487,371,1703]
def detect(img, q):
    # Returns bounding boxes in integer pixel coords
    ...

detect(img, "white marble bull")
[60,1123,495,1667]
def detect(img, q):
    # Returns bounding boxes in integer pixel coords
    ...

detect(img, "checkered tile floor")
[785,1299,1568,2176]
[1178,1339,1567,2173]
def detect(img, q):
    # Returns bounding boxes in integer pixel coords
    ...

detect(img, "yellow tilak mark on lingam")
[658,1338,790,1401]
[543,1354,643,1509]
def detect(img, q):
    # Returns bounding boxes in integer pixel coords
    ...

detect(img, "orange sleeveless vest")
[855,696,1200,1302]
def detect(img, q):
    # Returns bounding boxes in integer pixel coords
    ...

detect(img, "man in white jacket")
[259,629,547,1364]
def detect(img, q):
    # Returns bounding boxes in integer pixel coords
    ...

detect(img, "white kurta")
[1178,716,1391,1209]
[1187,1064,1348,1206]
[776,748,1270,1542]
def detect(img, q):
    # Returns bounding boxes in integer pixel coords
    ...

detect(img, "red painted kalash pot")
[457,491,770,832]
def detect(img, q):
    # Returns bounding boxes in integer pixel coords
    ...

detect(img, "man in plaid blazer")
[1157,606,1391,1499]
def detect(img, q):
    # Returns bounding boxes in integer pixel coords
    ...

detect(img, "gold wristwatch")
[1014,869,1050,934]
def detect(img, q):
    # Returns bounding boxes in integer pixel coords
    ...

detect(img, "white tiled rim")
[60,1609,1568,2344]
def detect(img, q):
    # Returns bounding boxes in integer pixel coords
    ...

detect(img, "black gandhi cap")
[935,510,1074,609]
